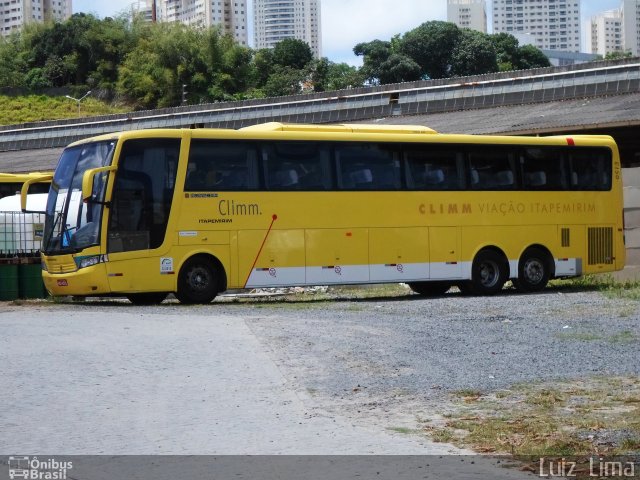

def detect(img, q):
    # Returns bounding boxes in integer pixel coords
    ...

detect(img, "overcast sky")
[73,0,622,65]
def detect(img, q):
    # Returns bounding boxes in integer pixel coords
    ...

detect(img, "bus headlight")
[75,255,102,269]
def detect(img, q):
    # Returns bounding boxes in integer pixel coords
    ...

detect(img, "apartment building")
[447,0,487,33]
[0,0,72,37]
[621,0,640,55]
[587,9,623,56]
[588,0,640,56]
[253,0,322,58]
[155,0,248,45]
[492,0,581,52]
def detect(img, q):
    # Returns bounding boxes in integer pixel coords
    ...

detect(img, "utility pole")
[151,0,157,23]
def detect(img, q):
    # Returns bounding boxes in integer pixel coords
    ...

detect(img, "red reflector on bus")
[566,138,575,146]
[57,279,68,286]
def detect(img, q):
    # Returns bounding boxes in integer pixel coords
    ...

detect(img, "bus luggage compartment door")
[428,227,461,279]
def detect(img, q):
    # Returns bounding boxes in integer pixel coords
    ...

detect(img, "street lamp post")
[65,90,92,117]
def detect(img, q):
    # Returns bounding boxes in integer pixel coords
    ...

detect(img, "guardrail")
[0,59,638,152]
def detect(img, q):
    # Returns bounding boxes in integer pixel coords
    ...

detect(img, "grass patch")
[555,330,639,344]
[556,275,640,300]
[425,376,640,458]
[0,94,128,125]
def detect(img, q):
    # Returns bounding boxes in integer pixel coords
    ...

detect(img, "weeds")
[426,377,640,457]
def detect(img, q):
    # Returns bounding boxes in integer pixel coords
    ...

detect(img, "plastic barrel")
[0,264,19,301]
[18,263,46,299]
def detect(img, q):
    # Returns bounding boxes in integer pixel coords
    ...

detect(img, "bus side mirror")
[82,166,116,203]
[20,174,53,213]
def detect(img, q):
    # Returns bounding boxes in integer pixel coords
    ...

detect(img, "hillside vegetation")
[0,95,128,125]
[0,14,553,113]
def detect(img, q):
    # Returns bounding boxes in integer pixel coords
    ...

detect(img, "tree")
[378,53,422,84]
[515,45,550,70]
[491,32,520,71]
[605,50,633,60]
[272,38,313,70]
[353,39,392,84]
[325,62,363,90]
[263,65,306,97]
[253,48,274,87]
[450,29,497,77]
[398,21,461,79]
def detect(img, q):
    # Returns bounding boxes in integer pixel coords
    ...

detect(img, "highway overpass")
[1,57,639,172]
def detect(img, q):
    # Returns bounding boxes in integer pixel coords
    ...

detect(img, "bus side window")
[405,148,460,190]
[262,142,331,191]
[520,147,566,190]
[468,148,516,190]
[186,141,258,191]
[336,144,400,190]
[569,151,612,191]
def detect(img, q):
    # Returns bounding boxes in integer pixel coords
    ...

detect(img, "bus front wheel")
[513,247,552,293]
[470,249,509,295]
[176,256,220,304]
[408,281,451,296]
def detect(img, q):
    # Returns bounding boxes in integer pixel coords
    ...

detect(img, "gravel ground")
[1,285,638,462]
[223,286,640,429]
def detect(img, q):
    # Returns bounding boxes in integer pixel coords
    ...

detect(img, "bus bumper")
[42,264,111,297]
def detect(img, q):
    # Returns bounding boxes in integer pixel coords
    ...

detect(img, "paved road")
[0,307,455,455]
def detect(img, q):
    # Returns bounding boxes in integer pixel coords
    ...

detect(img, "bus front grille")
[588,227,613,265]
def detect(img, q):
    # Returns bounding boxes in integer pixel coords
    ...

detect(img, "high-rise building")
[621,0,640,55]
[587,9,624,56]
[253,0,322,58]
[492,0,581,52]
[447,0,487,33]
[156,0,248,46]
[589,0,640,57]
[0,0,72,37]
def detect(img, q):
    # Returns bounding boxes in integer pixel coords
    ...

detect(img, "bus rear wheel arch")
[175,254,226,304]
[469,248,510,295]
[513,246,554,293]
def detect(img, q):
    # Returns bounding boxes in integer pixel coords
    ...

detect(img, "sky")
[73,0,623,65]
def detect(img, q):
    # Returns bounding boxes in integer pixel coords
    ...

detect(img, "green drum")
[0,264,19,301]
[18,263,46,299]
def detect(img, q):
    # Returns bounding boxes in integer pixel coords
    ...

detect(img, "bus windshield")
[43,141,115,254]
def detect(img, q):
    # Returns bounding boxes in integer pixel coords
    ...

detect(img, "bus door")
[104,138,180,293]
[429,227,461,279]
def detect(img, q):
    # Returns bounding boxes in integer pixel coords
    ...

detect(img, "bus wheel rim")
[524,259,544,284]
[479,261,499,288]
[189,267,210,291]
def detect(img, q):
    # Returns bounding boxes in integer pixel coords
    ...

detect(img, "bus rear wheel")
[408,281,451,296]
[126,292,168,305]
[513,247,552,293]
[176,256,220,304]
[470,249,509,295]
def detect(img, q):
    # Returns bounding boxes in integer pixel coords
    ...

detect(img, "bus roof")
[240,122,439,135]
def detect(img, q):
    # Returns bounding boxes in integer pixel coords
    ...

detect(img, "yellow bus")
[0,172,51,199]
[25,123,624,304]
